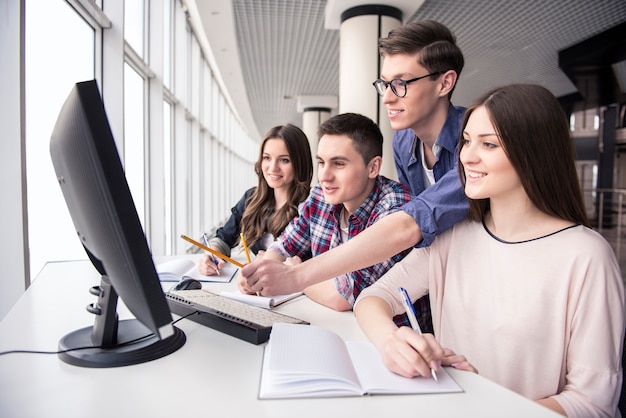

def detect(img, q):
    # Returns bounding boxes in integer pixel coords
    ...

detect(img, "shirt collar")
[333,177,383,227]
[435,104,465,153]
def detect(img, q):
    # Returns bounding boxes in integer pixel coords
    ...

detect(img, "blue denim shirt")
[393,104,469,248]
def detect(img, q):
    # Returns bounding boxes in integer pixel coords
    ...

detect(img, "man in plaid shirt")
[239,113,411,315]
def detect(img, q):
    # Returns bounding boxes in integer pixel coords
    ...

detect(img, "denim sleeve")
[214,188,255,251]
[393,129,414,189]
[402,165,468,247]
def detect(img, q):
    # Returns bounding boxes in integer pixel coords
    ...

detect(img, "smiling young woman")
[354,84,625,418]
[198,124,313,276]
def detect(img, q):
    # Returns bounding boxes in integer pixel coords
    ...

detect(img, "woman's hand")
[441,347,478,373]
[376,326,444,379]
[198,254,226,276]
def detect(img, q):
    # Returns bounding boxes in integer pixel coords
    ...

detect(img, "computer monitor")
[49,80,185,367]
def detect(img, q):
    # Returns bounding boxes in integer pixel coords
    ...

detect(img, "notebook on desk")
[259,323,463,399]
[156,258,238,283]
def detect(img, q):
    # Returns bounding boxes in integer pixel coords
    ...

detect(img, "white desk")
[0,258,560,417]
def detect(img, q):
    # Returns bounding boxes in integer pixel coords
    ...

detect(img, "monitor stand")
[58,275,186,368]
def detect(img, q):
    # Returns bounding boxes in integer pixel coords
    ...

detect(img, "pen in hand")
[202,233,220,275]
[398,287,438,382]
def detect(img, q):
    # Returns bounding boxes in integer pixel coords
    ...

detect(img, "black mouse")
[171,278,202,291]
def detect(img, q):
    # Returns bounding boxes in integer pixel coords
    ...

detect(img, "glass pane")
[123,63,146,226]
[124,0,144,57]
[202,133,212,232]
[202,61,211,127]
[190,36,200,114]
[163,101,173,253]
[190,120,201,234]
[25,0,94,276]
[163,0,172,89]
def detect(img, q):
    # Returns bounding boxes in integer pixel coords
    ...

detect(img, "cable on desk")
[0,311,197,357]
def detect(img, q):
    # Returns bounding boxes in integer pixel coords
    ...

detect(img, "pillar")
[598,105,617,227]
[297,95,337,185]
[325,1,423,180]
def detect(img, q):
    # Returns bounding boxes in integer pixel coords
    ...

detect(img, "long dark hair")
[240,124,313,247]
[458,84,589,227]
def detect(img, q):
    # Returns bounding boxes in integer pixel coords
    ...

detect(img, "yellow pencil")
[240,233,252,263]
[180,235,244,268]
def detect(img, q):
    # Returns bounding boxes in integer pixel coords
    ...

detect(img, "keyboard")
[165,289,309,344]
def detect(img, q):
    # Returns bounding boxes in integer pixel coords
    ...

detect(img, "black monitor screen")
[50,80,185,367]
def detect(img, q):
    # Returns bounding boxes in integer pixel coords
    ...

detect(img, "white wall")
[0,0,29,320]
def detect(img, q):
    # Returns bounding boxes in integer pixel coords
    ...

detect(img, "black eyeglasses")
[372,72,442,98]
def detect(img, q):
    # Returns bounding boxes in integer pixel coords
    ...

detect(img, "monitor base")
[58,319,186,368]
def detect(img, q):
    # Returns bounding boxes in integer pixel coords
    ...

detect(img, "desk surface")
[0,258,560,417]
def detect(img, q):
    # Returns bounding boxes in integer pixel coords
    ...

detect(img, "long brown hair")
[240,124,313,247]
[458,84,589,227]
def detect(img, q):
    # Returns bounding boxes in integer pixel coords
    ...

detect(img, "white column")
[0,0,28,320]
[297,95,337,186]
[340,6,401,180]
[325,2,423,180]
[302,108,330,186]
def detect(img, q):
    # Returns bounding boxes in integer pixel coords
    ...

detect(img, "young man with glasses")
[242,21,467,333]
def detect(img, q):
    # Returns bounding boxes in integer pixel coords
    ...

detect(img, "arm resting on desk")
[304,279,352,312]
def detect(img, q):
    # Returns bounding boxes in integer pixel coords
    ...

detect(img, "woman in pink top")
[354,84,625,417]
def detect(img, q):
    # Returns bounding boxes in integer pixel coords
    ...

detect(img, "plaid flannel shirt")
[268,176,411,306]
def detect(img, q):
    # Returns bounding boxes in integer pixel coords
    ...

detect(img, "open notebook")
[259,323,463,399]
[156,258,238,283]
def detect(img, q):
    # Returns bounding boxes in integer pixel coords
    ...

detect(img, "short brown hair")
[378,20,464,98]
[318,113,383,165]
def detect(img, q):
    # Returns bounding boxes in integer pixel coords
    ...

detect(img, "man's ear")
[368,156,382,178]
[439,70,458,98]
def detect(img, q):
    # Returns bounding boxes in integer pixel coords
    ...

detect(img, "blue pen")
[202,233,220,275]
[398,287,438,382]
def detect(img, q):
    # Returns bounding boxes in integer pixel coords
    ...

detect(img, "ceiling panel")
[198,0,626,140]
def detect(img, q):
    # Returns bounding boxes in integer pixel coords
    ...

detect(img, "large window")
[163,100,173,254]
[124,0,145,59]
[24,0,257,280]
[123,63,147,224]
[25,0,95,276]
